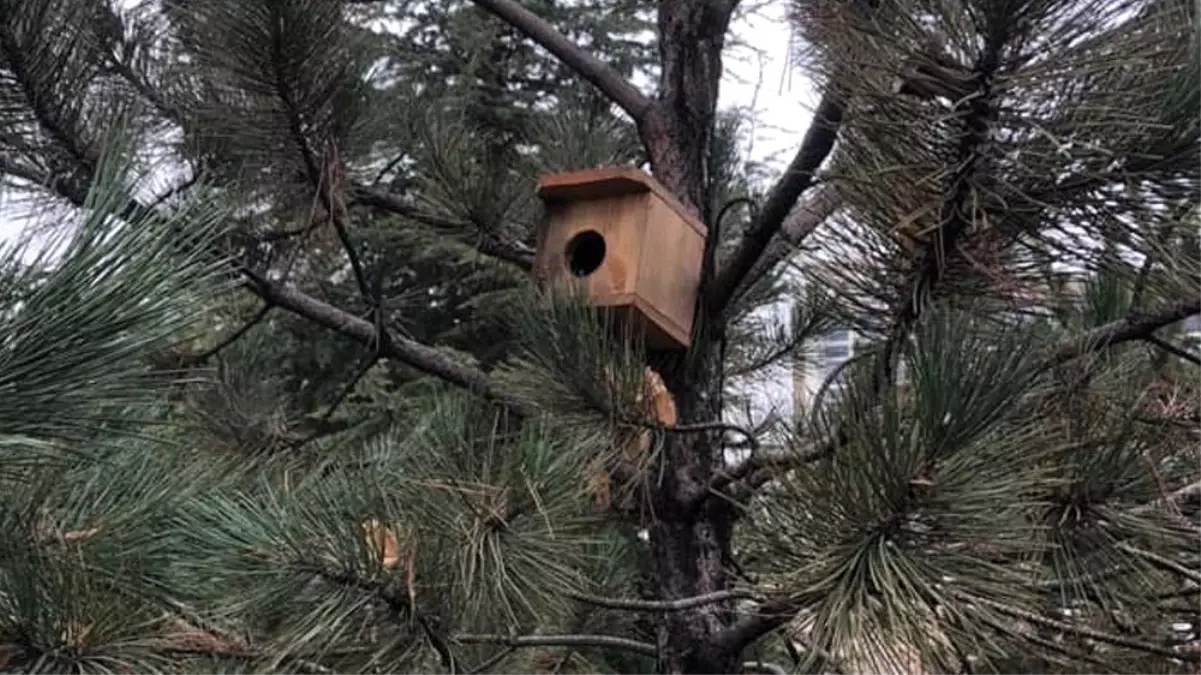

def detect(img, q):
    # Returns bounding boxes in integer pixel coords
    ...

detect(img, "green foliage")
[0,138,229,452]
[0,0,1198,672]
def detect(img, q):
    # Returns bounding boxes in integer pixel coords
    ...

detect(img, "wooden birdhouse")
[533,166,707,350]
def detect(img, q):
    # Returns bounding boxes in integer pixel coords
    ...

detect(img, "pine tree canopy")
[0,0,1197,673]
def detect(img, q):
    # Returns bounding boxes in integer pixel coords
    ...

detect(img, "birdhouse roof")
[536,166,707,236]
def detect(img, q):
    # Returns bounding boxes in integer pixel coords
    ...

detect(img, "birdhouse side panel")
[633,196,705,343]
[533,195,648,304]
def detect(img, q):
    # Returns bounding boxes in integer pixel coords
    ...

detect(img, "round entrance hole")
[565,230,606,277]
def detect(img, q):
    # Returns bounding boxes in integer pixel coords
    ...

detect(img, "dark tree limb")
[738,182,842,295]
[709,91,844,314]
[465,0,652,122]
[1144,335,1201,366]
[1045,299,1201,368]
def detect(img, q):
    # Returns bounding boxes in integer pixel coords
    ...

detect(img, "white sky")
[0,1,812,243]
[719,2,816,173]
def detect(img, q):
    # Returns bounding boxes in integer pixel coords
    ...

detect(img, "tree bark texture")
[638,2,741,672]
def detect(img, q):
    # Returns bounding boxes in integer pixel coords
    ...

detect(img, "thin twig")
[742,660,789,675]
[950,589,1199,662]
[972,609,1116,672]
[183,302,273,367]
[452,633,657,657]
[351,185,534,272]
[467,645,516,674]
[1116,543,1201,585]
[566,588,760,612]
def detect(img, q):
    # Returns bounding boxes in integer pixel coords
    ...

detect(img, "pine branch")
[709,90,844,314]
[1115,544,1201,585]
[467,646,516,674]
[351,184,535,271]
[1045,299,1201,368]
[738,183,841,296]
[452,632,657,657]
[0,25,98,172]
[159,644,333,673]
[950,590,1200,663]
[8,152,512,417]
[466,0,651,122]
[1131,480,1201,516]
[715,299,1201,493]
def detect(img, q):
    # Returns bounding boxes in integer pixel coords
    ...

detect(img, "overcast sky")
[0,1,814,245]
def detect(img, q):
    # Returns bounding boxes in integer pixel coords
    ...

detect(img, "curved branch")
[466,0,651,122]
[711,598,802,657]
[181,302,273,367]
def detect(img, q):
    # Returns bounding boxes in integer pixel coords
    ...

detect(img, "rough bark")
[636,2,741,672]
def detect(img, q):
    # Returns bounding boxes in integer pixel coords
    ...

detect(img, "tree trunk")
[638,2,740,672]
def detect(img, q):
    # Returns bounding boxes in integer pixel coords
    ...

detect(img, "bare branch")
[566,588,760,612]
[741,182,842,290]
[241,269,506,404]
[1116,543,1201,585]
[466,0,651,122]
[452,632,657,657]
[1145,335,1201,366]
[709,90,844,313]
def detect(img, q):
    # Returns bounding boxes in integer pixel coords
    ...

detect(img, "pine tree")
[0,0,1197,673]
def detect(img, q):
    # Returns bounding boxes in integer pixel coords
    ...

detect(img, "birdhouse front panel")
[535,193,647,303]
[534,167,707,350]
